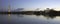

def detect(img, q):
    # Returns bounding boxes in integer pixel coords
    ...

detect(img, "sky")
[0,0,60,11]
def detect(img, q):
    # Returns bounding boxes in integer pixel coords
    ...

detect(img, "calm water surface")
[0,14,60,24]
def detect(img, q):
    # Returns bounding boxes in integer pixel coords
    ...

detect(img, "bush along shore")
[0,9,60,15]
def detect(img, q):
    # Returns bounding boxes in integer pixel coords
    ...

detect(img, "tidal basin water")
[0,14,60,24]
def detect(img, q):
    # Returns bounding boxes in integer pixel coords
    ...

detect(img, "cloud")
[11,8,24,12]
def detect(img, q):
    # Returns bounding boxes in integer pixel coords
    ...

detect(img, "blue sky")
[0,0,60,11]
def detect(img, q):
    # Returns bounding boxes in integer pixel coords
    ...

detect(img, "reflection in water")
[0,14,60,24]
[17,14,24,17]
[36,14,60,19]
[43,15,56,19]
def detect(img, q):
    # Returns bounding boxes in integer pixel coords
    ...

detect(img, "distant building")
[45,8,50,13]
[35,8,40,11]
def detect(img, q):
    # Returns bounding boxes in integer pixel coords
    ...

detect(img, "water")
[0,14,60,24]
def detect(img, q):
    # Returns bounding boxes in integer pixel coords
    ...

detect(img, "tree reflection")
[43,15,56,19]
[35,14,59,19]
